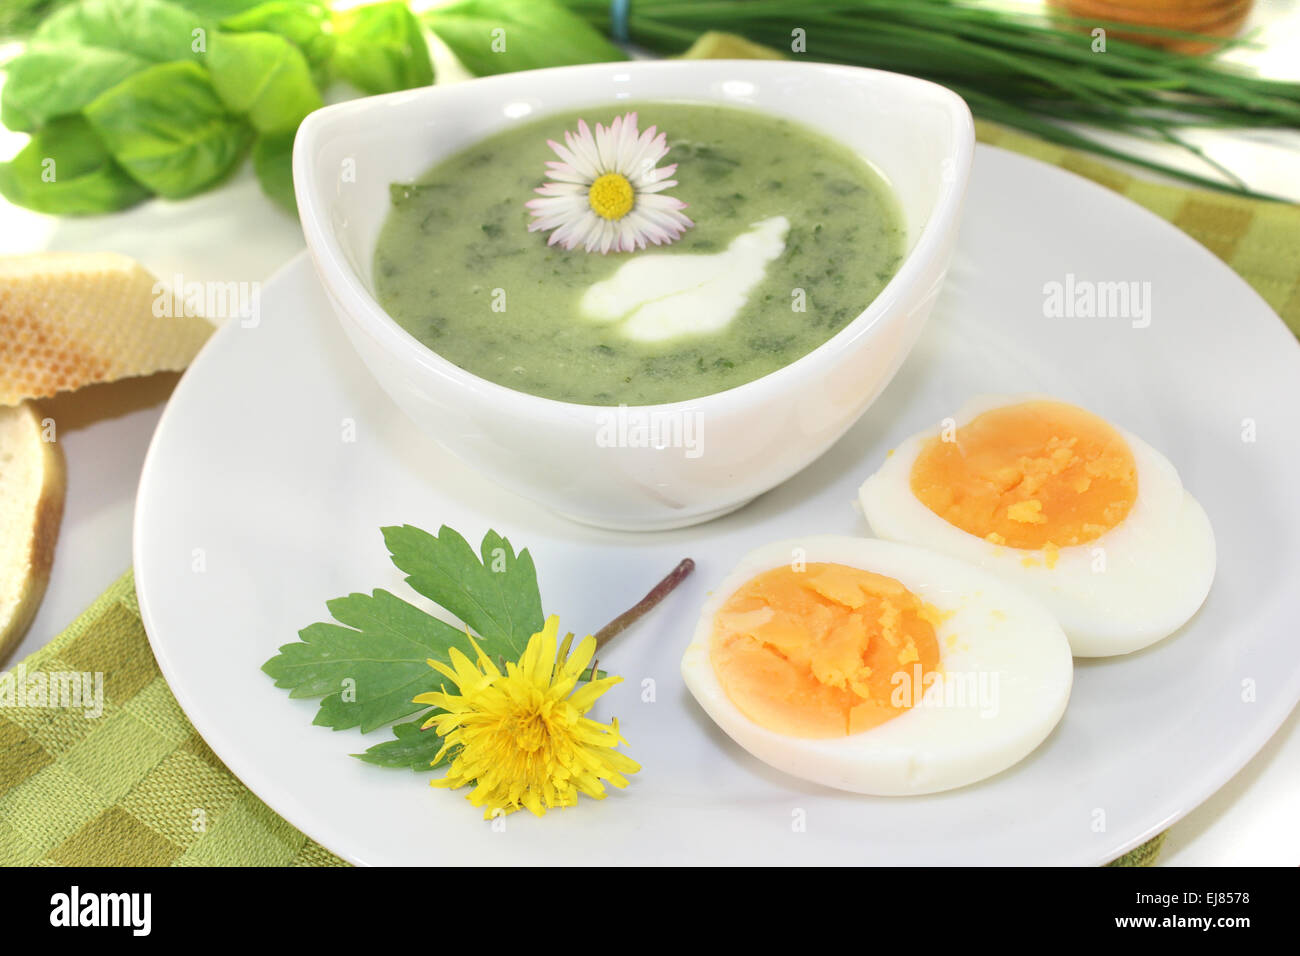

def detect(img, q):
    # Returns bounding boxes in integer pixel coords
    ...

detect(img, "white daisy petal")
[636,130,670,173]
[562,122,600,177]
[558,208,604,250]
[596,225,613,254]
[622,131,662,184]
[638,178,678,195]
[542,162,589,185]
[616,114,641,171]
[530,195,590,232]
[638,191,690,214]
[620,211,666,247]
[592,122,611,172]
[639,162,681,188]
[533,182,587,199]
[546,141,593,182]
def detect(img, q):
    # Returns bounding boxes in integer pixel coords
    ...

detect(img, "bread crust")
[1,252,214,406]
[0,404,67,664]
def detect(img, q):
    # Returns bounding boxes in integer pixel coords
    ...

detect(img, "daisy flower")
[414,616,639,818]
[526,112,693,254]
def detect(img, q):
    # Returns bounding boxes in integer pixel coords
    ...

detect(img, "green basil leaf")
[83,60,251,199]
[426,0,626,77]
[0,115,150,214]
[207,31,321,133]
[1,0,78,40]
[5,0,217,131]
[252,129,295,213]
[218,1,333,78]
[1,42,151,132]
[174,0,264,16]
[34,0,213,63]
[331,1,433,96]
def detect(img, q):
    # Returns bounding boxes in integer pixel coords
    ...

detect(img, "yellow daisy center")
[588,172,635,220]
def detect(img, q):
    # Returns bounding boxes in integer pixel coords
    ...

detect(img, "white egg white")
[680,536,1073,796]
[858,394,1216,657]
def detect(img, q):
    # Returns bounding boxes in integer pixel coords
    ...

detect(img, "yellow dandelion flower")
[413,615,640,818]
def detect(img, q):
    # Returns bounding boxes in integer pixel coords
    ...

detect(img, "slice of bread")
[0,401,66,664]
[0,252,214,406]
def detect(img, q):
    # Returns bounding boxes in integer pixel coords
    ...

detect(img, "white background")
[1,0,1298,865]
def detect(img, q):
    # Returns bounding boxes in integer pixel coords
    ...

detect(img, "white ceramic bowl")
[294,60,973,530]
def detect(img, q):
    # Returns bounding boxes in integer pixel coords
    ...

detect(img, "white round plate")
[134,146,1300,865]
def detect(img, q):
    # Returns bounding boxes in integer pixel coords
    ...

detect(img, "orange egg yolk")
[909,400,1138,550]
[710,563,941,739]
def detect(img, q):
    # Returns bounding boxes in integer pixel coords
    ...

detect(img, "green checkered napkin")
[4,50,1298,864]
[0,572,344,866]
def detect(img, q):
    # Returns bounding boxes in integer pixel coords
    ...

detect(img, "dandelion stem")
[593,558,696,651]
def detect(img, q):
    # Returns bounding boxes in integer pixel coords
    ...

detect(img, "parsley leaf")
[262,525,547,771]
[382,524,544,661]
[354,713,450,770]
[262,587,465,733]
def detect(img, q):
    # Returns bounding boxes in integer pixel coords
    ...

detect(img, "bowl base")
[552,497,757,532]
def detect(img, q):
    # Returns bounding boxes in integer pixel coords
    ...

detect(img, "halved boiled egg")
[680,536,1073,795]
[859,395,1215,657]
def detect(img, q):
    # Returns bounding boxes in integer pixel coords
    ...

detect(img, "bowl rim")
[294,58,975,419]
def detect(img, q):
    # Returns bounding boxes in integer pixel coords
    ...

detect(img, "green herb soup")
[373,102,904,406]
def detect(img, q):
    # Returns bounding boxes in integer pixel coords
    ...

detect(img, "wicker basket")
[1054,0,1254,53]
